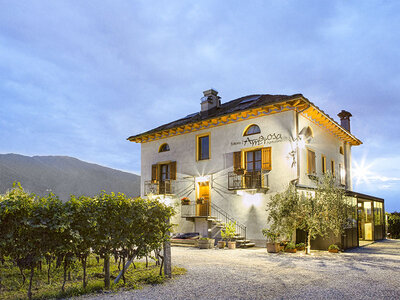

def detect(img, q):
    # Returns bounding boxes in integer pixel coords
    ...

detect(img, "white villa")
[128,89,384,248]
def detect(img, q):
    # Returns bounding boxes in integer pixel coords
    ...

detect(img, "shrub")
[262,229,280,243]
[387,212,400,239]
[295,243,305,249]
[328,244,340,251]
[285,242,296,250]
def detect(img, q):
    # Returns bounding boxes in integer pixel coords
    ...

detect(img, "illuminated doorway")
[196,181,210,216]
[358,201,373,241]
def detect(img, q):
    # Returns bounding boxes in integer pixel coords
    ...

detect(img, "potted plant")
[262,229,280,253]
[328,244,340,253]
[221,221,237,249]
[285,242,297,253]
[198,237,215,249]
[296,242,305,251]
[181,197,191,205]
[196,197,204,205]
[217,240,226,249]
[235,168,245,175]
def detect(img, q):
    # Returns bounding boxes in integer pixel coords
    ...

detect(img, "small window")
[321,155,326,174]
[159,143,170,152]
[243,124,261,136]
[307,149,316,174]
[339,146,344,155]
[331,160,335,176]
[197,134,210,160]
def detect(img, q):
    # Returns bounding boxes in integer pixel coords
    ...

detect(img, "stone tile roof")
[128,93,302,140]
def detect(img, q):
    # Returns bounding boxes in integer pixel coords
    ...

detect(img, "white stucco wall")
[140,109,352,245]
[297,114,350,189]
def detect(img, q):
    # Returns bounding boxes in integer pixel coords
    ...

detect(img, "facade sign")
[230,133,284,147]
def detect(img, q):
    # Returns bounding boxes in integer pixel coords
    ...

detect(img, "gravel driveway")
[80,239,400,300]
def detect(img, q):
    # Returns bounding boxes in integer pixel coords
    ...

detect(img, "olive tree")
[266,173,352,254]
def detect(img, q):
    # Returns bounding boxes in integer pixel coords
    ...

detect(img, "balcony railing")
[144,180,174,195]
[228,170,270,190]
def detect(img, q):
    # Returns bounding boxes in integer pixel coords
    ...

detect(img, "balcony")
[228,170,270,191]
[144,180,174,195]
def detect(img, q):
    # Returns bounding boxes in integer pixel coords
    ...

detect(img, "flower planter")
[227,241,236,249]
[266,242,280,253]
[217,241,226,249]
[285,248,297,253]
[296,247,305,251]
[198,239,215,249]
[234,169,245,175]
[328,249,339,253]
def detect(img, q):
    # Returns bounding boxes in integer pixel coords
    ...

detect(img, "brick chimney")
[200,89,221,112]
[337,110,352,132]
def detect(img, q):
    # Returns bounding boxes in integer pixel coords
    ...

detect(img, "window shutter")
[233,151,242,172]
[307,150,316,174]
[311,151,316,173]
[170,161,177,180]
[262,147,272,171]
[151,164,158,182]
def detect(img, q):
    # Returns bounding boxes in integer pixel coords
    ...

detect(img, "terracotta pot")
[328,249,339,253]
[227,241,236,249]
[218,241,226,249]
[285,248,297,253]
[266,242,280,253]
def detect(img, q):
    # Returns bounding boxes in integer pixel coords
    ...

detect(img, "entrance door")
[358,201,373,241]
[196,181,210,216]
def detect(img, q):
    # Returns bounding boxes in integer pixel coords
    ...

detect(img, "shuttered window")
[236,147,271,172]
[261,147,271,171]
[151,161,177,182]
[307,149,316,174]
[170,161,177,180]
[151,164,158,182]
[233,151,242,173]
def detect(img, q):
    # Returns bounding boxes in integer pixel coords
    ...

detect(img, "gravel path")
[79,239,400,300]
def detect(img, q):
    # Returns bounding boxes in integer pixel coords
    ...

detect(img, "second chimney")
[337,110,352,132]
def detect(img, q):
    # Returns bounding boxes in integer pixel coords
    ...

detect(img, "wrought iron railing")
[144,180,174,195]
[228,170,269,190]
[181,201,247,240]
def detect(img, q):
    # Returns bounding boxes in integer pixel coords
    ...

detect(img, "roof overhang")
[128,96,362,146]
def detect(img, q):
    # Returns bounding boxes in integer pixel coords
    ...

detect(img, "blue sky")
[0,1,399,211]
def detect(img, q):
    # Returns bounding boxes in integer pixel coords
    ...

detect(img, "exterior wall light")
[195,175,210,183]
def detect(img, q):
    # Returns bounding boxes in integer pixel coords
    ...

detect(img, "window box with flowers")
[181,197,191,205]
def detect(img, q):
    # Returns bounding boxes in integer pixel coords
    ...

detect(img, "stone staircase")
[207,216,255,248]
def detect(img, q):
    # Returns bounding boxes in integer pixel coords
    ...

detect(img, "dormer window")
[159,143,170,152]
[243,124,261,136]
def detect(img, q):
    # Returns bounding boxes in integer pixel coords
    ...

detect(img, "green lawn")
[0,255,186,299]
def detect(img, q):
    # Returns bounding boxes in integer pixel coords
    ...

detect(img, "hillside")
[0,154,140,200]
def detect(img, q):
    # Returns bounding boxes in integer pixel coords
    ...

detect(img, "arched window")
[159,143,170,152]
[243,124,261,136]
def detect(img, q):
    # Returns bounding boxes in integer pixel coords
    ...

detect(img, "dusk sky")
[1,1,399,211]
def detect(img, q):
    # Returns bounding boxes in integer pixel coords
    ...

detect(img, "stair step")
[236,239,250,244]
[241,242,256,248]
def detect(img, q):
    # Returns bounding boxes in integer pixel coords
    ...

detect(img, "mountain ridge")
[0,153,140,201]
